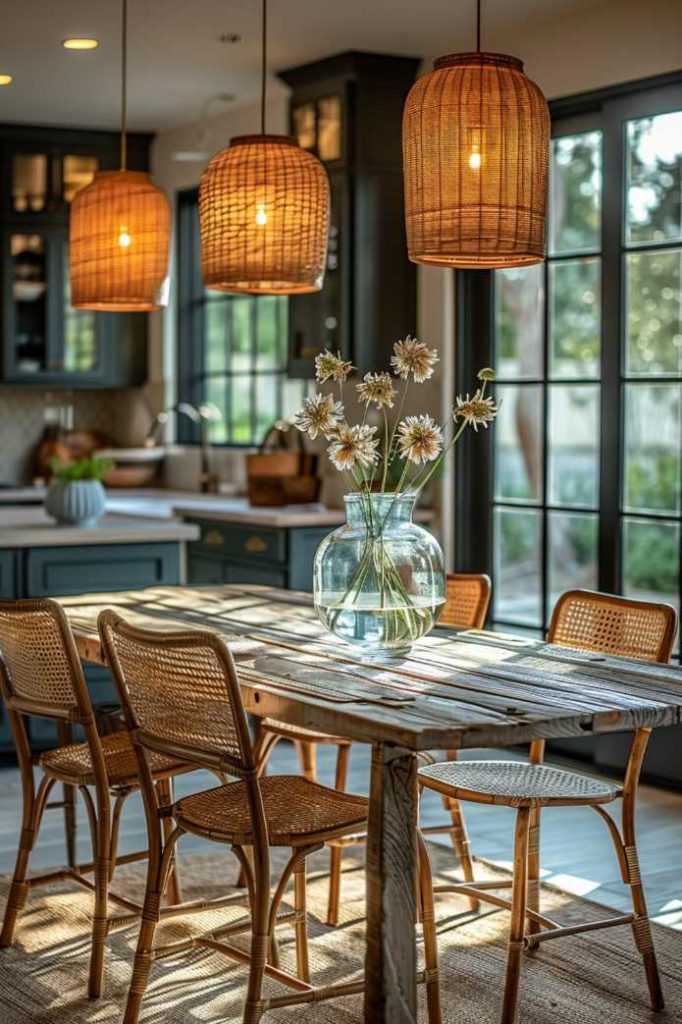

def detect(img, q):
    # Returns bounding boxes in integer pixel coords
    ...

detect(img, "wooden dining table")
[59,583,682,1024]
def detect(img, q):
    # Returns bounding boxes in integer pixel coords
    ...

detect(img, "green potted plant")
[45,457,114,527]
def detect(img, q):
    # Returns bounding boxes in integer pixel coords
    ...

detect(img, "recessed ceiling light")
[0,74,14,86]
[62,38,99,50]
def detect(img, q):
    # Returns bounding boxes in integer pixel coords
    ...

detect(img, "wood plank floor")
[0,742,680,930]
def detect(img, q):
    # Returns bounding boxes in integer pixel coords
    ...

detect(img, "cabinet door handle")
[245,535,267,553]
[204,529,224,547]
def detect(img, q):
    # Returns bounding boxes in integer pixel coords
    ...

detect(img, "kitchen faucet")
[145,402,222,493]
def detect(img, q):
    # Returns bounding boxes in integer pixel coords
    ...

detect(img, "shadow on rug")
[0,842,679,1022]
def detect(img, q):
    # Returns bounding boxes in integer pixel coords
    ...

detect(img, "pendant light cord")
[260,0,267,134]
[120,0,128,170]
[476,0,481,52]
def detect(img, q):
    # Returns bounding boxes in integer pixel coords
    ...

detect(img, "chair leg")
[88,841,109,998]
[294,855,311,983]
[123,891,161,1024]
[445,794,479,913]
[78,784,110,1000]
[417,831,442,1024]
[236,729,278,890]
[327,743,350,926]
[625,844,664,1011]
[156,778,182,905]
[63,783,78,869]
[501,806,531,1024]
[526,741,545,937]
[108,791,128,882]
[243,848,270,1024]
[122,828,182,1024]
[298,740,317,782]
[0,774,53,948]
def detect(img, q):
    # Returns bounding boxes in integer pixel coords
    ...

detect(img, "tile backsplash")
[0,389,131,484]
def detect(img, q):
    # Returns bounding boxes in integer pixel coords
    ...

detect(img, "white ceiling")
[0,0,606,133]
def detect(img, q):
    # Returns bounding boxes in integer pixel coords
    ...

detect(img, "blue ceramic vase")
[45,480,106,527]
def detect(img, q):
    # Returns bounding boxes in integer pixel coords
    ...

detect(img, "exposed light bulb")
[255,204,268,226]
[118,229,132,248]
[468,149,482,170]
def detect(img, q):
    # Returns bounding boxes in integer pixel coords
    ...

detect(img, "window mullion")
[598,102,625,594]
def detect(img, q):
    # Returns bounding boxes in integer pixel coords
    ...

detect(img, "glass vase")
[313,491,445,658]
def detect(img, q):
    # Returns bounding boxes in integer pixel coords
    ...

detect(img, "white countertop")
[0,488,434,531]
[172,498,350,528]
[0,507,199,548]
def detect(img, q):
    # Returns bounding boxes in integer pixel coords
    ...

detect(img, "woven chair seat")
[40,731,192,788]
[419,760,621,808]
[260,718,349,746]
[174,775,368,847]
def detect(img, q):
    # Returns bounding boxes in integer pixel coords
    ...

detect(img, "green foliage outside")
[494,115,682,617]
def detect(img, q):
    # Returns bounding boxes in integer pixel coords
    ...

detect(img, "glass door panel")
[493,508,543,627]
[293,103,316,150]
[549,131,602,255]
[625,248,682,376]
[62,242,99,373]
[12,153,48,213]
[10,233,48,373]
[620,110,682,657]
[491,130,603,635]
[62,155,98,203]
[317,96,342,161]
[548,258,601,377]
[626,111,682,246]
[494,265,544,378]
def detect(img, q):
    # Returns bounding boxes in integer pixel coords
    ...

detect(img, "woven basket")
[247,427,320,506]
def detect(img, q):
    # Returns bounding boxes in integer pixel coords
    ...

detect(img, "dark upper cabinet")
[279,51,420,376]
[0,123,151,388]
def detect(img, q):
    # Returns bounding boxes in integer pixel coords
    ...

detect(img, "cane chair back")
[548,589,677,665]
[439,573,492,630]
[0,599,92,723]
[98,611,254,778]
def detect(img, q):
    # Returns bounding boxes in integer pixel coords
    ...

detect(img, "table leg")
[364,742,419,1024]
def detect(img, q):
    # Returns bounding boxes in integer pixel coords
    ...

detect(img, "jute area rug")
[0,843,680,1023]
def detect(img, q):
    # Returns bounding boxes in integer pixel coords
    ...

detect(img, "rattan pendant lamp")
[402,0,550,269]
[69,0,171,311]
[198,0,330,294]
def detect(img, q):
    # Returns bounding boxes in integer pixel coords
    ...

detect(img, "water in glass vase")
[316,591,445,658]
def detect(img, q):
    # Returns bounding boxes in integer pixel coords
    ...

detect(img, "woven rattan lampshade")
[70,170,171,311]
[199,134,330,295]
[403,52,550,269]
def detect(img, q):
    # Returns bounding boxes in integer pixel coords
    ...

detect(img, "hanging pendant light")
[402,0,550,269]
[199,0,330,294]
[70,0,171,311]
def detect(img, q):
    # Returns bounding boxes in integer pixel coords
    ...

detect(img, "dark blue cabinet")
[25,542,180,597]
[1,124,150,388]
[185,517,332,592]
[0,550,18,598]
[0,540,182,753]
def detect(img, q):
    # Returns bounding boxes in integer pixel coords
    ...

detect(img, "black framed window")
[177,189,308,445]
[456,73,682,660]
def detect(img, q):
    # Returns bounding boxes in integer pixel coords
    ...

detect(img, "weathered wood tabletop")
[60,583,682,1024]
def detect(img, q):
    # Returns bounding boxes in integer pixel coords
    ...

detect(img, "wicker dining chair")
[418,589,678,1024]
[98,610,442,1024]
[0,598,197,998]
[252,571,491,926]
